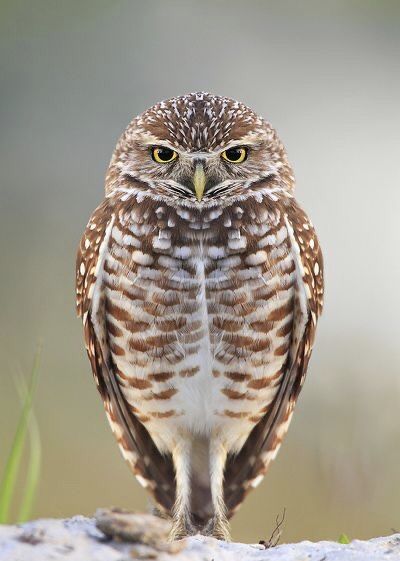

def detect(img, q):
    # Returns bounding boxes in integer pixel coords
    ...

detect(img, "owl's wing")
[76,198,175,513]
[223,198,324,517]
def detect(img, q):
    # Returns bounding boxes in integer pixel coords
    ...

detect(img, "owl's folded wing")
[76,199,175,513]
[223,199,324,517]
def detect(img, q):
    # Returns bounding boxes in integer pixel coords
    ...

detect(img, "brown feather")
[76,199,176,514]
[223,199,324,517]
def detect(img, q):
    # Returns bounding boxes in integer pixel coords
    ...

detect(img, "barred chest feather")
[101,197,296,454]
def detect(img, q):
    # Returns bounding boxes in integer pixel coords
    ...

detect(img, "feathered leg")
[208,439,230,540]
[169,439,195,540]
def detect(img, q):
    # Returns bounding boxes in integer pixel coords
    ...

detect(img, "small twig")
[259,508,286,549]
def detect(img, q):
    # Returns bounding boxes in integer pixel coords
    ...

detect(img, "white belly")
[104,214,295,455]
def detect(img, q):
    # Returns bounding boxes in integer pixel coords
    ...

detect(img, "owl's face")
[106,93,294,207]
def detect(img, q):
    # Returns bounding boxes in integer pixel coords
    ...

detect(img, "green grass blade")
[338,533,351,544]
[0,348,41,524]
[14,372,42,523]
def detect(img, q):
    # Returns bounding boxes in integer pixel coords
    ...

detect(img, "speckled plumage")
[76,92,324,540]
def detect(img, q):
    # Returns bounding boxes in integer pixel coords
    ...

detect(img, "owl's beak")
[193,162,206,202]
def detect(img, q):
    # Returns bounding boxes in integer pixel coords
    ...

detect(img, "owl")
[76,92,324,541]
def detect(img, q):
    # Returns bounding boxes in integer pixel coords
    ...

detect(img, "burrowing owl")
[76,92,324,541]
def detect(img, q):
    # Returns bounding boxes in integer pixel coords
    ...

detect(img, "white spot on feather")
[251,475,264,488]
[135,475,149,488]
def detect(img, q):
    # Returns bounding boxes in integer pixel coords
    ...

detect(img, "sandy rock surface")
[0,512,399,560]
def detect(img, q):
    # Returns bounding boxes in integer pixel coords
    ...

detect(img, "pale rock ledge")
[0,509,399,561]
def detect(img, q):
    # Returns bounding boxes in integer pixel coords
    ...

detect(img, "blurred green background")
[1,0,400,544]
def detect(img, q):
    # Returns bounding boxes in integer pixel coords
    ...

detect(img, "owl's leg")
[169,439,194,541]
[208,439,230,541]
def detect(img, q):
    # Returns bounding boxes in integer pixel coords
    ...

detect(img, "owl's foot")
[204,515,231,541]
[168,515,196,541]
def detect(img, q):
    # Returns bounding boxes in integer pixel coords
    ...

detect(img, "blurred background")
[1,0,399,544]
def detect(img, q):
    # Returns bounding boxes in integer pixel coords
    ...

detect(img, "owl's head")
[106,92,294,207]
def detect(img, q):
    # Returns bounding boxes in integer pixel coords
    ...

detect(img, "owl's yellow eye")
[221,146,248,163]
[151,147,178,163]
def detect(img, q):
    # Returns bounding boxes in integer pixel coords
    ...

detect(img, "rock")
[95,507,171,544]
[0,513,399,560]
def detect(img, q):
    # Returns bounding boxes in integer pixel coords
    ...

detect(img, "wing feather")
[224,198,324,516]
[76,198,175,513]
